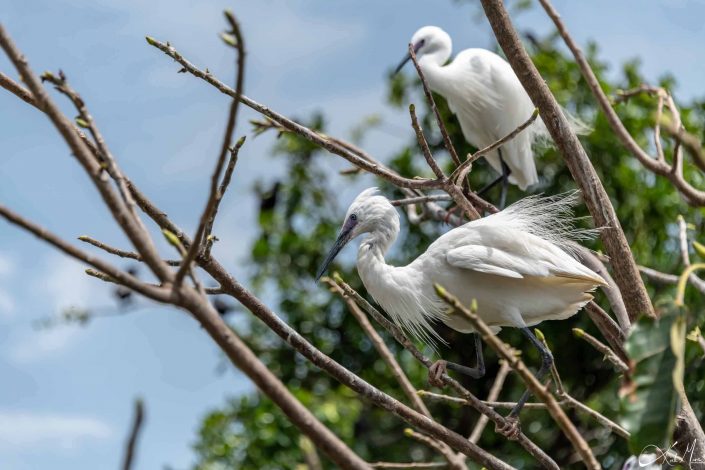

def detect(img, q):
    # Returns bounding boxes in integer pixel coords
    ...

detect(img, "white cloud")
[9,327,81,365]
[7,255,110,364]
[0,410,112,451]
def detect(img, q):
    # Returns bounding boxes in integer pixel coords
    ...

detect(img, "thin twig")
[0,24,173,282]
[537,0,705,207]
[0,204,168,302]
[78,236,181,266]
[146,36,441,191]
[371,462,446,469]
[584,302,628,364]
[325,278,431,416]
[391,194,452,207]
[559,393,629,440]
[450,109,539,186]
[404,429,466,470]
[409,104,446,179]
[435,285,600,469]
[469,360,511,444]
[572,328,629,373]
[203,136,246,258]
[418,390,551,410]
[174,13,246,289]
[121,398,145,470]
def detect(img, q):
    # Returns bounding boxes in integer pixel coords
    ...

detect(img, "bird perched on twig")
[317,188,605,436]
[395,26,588,208]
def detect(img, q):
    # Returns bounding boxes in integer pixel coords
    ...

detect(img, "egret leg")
[475,149,511,210]
[428,333,485,386]
[509,327,554,419]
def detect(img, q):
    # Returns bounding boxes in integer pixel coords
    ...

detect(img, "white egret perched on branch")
[316,188,605,431]
[395,26,587,208]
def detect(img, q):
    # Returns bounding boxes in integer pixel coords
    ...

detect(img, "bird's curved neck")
[418,53,451,96]
[356,227,398,282]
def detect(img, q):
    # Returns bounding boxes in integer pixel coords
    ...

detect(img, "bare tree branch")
[325,278,431,416]
[469,360,512,444]
[174,12,246,288]
[0,24,173,282]
[203,136,246,258]
[121,398,145,470]
[78,235,181,266]
[537,0,705,208]
[478,0,655,321]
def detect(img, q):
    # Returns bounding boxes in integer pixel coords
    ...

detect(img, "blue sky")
[1,1,703,469]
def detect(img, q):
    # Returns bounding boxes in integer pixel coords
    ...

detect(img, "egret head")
[316,188,399,280]
[394,26,452,74]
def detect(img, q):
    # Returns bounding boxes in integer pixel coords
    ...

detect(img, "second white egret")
[317,188,605,432]
[395,26,583,208]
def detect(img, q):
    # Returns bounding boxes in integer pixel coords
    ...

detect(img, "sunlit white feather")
[345,188,605,347]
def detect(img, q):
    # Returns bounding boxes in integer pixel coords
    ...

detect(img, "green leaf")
[620,306,686,454]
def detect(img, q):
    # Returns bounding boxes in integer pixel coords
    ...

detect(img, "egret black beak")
[394,41,424,75]
[316,220,356,281]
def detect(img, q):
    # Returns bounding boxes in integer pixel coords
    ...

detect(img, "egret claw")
[428,360,448,387]
[496,415,521,440]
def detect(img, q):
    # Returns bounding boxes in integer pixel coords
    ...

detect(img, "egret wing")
[444,224,605,285]
[446,244,550,279]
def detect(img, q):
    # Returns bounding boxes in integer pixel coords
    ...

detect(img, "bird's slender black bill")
[394,41,424,75]
[315,225,354,281]
[394,53,412,75]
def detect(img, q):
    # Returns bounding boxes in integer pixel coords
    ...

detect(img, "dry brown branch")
[146,36,441,191]
[450,109,539,186]
[331,276,559,470]
[78,236,181,266]
[324,278,431,416]
[572,328,629,373]
[0,25,173,283]
[0,204,169,302]
[583,302,628,364]
[203,136,245,258]
[121,398,145,470]
[435,285,600,469]
[0,21,375,469]
[408,104,481,220]
[371,462,446,469]
[419,390,552,410]
[391,194,453,206]
[469,360,511,444]
[404,428,466,470]
[480,0,655,322]
[537,0,705,207]
[174,13,245,288]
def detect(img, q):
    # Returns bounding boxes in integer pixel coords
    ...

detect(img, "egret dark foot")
[428,360,448,387]
[496,415,521,440]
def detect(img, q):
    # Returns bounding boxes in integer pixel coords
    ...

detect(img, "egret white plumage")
[317,188,606,430]
[395,26,576,208]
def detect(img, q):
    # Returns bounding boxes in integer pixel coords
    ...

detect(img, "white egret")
[395,26,585,208]
[317,188,605,431]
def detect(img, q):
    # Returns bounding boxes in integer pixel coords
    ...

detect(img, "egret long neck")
[418,52,452,96]
[356,227,398,293]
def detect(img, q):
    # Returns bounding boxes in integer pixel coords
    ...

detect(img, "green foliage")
[193,12,705,470]
[620,306,685,453]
